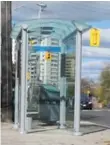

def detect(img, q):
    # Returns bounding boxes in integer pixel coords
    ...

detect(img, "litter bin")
[39,84,60,123]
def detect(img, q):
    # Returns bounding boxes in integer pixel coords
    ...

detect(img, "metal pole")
[38,6,41,19]
[58,53,61,89]
[73,31,82,136]
[60,45,66,129]
[14,41,19,129]
[0,2,1,114]
[25,26,29,132]
[44,59,48,84]
[20,24,28,134]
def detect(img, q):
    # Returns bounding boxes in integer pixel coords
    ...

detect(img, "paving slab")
[1,123,110,145]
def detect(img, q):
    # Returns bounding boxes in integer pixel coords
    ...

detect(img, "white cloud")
[82,73,99,80]
[82,46,110,58]
[82,56,110,80]
[82,60,106,69]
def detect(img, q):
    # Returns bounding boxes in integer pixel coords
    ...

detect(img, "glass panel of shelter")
[15,38,22,129]
[27,35,62,132]
[26,36,76,132]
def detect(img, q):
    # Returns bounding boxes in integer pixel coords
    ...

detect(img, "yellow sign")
[26,72,31,80]
[90,28,100,47]
[87,90,90,95]
[29,40,36,45]
[44,52,52,61]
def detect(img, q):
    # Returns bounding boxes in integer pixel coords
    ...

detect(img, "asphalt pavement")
[81,109,110,128]
[66,109,110,134]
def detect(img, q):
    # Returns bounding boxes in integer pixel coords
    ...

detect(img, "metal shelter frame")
[11,19,91,135]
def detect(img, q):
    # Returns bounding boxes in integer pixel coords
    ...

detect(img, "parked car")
[71,94,93,110]
[81,93,93,110]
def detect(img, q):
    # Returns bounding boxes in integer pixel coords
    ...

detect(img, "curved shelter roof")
[11,19,91,42]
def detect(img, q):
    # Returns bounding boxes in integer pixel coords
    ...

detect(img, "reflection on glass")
[27,85,40,112]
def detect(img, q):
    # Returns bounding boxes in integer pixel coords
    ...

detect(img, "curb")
[82,109,110,112]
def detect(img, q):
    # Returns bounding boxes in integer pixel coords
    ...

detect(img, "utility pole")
[1,1,12,122]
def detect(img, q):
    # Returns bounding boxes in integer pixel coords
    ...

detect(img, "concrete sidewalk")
[1,123,110,145]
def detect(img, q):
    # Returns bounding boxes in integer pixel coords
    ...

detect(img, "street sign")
[44,52,52,61]
[90,28,100,47]
[31,46,61,52]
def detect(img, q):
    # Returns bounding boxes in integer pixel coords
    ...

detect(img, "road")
[81,109,110,128]
[66,109,110,134]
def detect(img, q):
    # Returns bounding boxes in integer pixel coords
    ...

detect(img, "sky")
[82,28,110,81]
[12,1,110,82]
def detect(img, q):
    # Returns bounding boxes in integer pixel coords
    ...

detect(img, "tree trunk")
[1,1,12,122]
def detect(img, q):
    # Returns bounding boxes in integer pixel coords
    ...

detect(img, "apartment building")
[65,54,75,82]
[39,37,60,86]
[28,52,40,81]
[12,37,75,85]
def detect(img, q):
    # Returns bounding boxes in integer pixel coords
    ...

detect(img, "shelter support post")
[20,25,28,134]
[73,31,82,136]
[60,46,66,129]
[14,40,19,129]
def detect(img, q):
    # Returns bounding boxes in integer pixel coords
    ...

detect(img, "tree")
[67,84,74,97]
[99,64,110,106]
[81,78,95,94]
[94,86,104,102]
[66,78,95,98]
